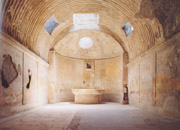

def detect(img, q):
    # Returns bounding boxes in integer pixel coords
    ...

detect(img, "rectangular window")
[73,13,99,25]
[44,16,59,35]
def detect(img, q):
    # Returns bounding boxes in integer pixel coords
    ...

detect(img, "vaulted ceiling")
[0,0,179,61]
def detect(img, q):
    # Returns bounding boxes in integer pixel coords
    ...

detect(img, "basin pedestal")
[72,89,104,104]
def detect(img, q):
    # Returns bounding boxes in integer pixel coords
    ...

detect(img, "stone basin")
[72,89,104,104]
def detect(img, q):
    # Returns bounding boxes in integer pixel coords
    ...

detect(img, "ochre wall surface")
[128,33,180,120]
[49,53,123,103]
[0,33,49,118]
[0,0,180,121]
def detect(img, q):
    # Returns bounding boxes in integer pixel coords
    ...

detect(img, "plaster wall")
[50,53,123,103]
[128,33,180,120]
[0,33,49,118]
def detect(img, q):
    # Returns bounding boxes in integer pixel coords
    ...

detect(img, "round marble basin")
[72,89,104,104]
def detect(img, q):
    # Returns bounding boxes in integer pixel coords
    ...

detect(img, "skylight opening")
[79,37,94,49]
[73,13,99,25]
[122,22,134,37]
[44,16,59,35]
[70,13,100,32]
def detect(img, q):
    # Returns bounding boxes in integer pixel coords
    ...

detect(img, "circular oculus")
[79,37,94,49]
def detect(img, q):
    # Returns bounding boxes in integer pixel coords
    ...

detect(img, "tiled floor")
[0,102,179,130]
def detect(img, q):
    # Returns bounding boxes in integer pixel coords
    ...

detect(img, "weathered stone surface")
[136,0,180,39]
[0,103,180,130]
[128,33,180,120]
[23,54,38,104]
[139,55,154,106]
[156,36,180,119]
[128,62,140,105]
[50,53,124,103]
[0,33,49,118]
[0,40,23,109]
[0,0,180,122]
[72,89,104,104]
[1,54,18,88]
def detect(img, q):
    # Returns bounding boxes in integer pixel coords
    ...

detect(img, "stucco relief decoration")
[26,69,32,89]
[1,55,18,88]
[85,61,95,71]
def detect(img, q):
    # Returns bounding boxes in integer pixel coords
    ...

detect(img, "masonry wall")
[0,33,49,118]
[49,52,124,103]
[128,33,180,120]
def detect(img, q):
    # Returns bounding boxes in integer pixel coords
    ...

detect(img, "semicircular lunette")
[54,30,124,60]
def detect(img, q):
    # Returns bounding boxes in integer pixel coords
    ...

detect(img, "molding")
[55,52,123,61]
[0,32,49,67]
[127,32,180,67]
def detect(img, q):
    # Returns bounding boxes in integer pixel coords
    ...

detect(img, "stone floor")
[0,102,179,130]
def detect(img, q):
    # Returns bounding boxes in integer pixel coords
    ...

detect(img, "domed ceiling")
[54,30,124,59]
[0,0,179,61]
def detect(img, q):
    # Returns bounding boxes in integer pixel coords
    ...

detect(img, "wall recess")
[84,61,95,71]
